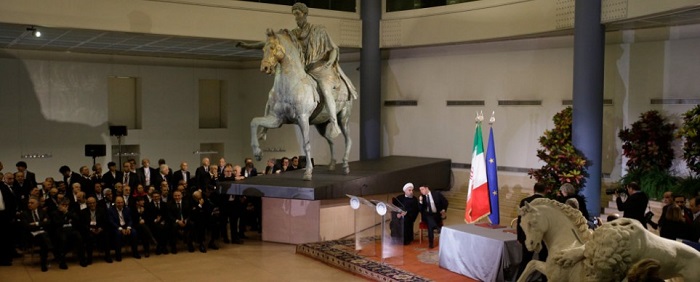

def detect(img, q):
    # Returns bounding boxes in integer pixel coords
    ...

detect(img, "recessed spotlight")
[27,26,41,37]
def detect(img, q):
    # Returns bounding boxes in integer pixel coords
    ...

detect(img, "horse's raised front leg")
[517,260,547,282]
[297,117,313,181]
[339,104,352,175]
[251,115,282,161]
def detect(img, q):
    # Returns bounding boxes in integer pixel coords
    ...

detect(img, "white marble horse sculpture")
[519,198,700,281]
[517,198,591,282]
[558,217,700,281]
[250,29,353,180]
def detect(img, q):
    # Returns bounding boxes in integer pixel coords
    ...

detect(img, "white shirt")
[144,168,151,185]
[0,189,5,211]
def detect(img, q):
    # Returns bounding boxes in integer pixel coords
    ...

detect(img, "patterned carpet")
[296,237,432,282]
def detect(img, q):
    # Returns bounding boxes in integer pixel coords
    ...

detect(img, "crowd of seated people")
[0,157,303,271]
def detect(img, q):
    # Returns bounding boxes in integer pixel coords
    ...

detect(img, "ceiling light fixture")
[27,26,41,37]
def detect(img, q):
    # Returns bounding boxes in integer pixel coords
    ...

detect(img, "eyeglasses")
[675,201,686,204]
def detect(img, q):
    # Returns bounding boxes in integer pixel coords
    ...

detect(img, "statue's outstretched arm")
[236,41,265,50]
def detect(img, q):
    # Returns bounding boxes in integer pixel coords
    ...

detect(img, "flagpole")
[486,111,501,226]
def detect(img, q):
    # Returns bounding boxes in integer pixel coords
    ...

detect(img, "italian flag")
[465,122,490,223]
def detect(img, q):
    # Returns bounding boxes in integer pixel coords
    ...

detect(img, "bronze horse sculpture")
[250,29,353,180]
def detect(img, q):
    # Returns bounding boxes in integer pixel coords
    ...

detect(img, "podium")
[372,200,405,265]
[347,194,378,257]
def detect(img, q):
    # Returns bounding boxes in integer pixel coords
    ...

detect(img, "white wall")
[383,24,700,183]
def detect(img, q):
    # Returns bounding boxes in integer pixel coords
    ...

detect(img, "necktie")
[177,202,182,219]
[426,194,431,212]
[33,210,39,222]
[156,203,160,209]
[427,194,436,213]
[124,174,129,184]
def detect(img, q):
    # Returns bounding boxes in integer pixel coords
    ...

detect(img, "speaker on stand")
[85,144,106,167]
[109,126,128,168]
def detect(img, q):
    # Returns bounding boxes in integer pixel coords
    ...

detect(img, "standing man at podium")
[391,183,420,245]
[419,185,448,249]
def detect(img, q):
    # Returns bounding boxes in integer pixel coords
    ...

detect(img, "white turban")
[402,182,414,193]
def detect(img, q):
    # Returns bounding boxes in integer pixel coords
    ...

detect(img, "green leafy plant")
[677,105,700,176]
[621,168,678,200]
[675,175,700,199]
[529,107,589,192]
[618,110,678,199]
[618,110,676,172]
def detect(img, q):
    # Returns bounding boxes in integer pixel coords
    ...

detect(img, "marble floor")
[0,234,367,282]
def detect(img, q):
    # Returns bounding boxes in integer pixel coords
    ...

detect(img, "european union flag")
[486,126,500,225]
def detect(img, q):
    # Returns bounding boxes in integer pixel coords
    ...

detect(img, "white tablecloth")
[439,224,522,282]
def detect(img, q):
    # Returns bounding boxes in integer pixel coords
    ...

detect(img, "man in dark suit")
[243,158,258,178]
[168,190,192,253]
[690,196,700,242]
[172,162,191,190]
[137,159,158,188]
[102,162,123,190]
[12,171,31,205]
[78,166,95,197]
[131,196,154,257]
[418,184,448,249]
[152,164,171,192]
[121,162,140,189]
[616,181,649,228]
[107,196,140,261]
[147,191,170,255]
[16,161,37,189]
[79,196,112,264]
[21,197,52,271]
[275,157,291,173]
[51,199,87,269]
[0,173,18,266]
[59,165,82,195]
[194,158,211,191]
[157,159,173,177]
[517,182,548,281]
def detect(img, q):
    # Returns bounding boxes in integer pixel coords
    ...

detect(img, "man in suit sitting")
[21,197,52,271]
[107,196,140,261]
[51,199,87,269]
[168,190,192,253]
[80,196,112,264]
[147,191,169,255]
[418,184,448,249]
[517,182,549,281]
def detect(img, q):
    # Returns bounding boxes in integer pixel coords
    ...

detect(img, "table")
[439,224,522,282]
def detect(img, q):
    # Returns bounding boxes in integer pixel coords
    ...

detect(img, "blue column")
[359,0,381,161]
[572,0,604,217]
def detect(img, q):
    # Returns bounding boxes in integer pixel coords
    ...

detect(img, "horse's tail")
[583,218,641,281]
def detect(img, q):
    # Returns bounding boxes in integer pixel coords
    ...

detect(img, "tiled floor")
[0,233,367,282]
